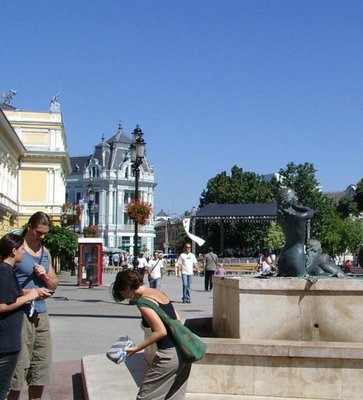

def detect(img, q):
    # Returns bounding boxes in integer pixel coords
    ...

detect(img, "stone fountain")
[186,189,363,400]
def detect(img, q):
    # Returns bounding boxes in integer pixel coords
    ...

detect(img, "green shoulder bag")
[137,297,206,363]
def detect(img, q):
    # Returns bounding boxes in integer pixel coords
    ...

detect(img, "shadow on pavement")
[185,317,217,337]
[72,373,85,400]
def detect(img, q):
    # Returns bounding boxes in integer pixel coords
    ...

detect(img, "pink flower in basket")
[126,200,152,225]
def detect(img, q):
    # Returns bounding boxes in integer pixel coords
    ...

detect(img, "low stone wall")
[188,338,363,400]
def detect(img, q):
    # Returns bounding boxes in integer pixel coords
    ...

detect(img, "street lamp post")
[191,206,197,255]
[129,125,146,267]
[87,183,95,226]
[61,212,68,227]
[72,204,77,232]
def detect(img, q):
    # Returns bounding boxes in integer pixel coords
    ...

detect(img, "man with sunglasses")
[175,243,198,304]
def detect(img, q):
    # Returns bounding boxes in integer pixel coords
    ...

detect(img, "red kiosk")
[77,238,103,286]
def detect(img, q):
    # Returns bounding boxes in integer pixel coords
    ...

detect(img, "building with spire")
[66,124,156,255]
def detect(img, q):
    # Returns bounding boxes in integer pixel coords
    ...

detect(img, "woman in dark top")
[0,233,40,400]
[112,270,191,400]
[8,212,56,400]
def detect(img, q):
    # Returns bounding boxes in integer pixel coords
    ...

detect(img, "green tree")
[43,226,78,271]
[336,196,359,218]
[169,230,188,254]
[319,213,363,256]
[341,217,363,255]
[199,166,275,254]
[200,165,274,206]
[266,221,285,252]
[318,213,345,256]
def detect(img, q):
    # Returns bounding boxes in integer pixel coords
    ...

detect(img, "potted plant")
[83,225,99,238]
[127,199,152,225]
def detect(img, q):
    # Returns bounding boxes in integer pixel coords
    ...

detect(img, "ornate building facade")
[66,124,156,255]
[0,93,71,231]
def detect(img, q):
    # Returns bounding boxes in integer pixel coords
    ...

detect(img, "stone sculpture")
[277,187,346,278]
[305,239,345,277]
[2,89,17,105]
[277,188,314,277]
[50,93,60,113]
[358,244,363,268]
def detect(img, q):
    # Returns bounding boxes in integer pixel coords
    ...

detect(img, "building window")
[90,166,99,178]
[121,237,130,251]
[124,213,130,225]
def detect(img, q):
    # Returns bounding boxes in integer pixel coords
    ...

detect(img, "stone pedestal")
[213,276,363,342]
[187,276,363,400]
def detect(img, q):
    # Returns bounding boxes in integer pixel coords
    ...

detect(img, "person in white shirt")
[136,252,149,280]
[147,251,164,289]
[175,243,198,304]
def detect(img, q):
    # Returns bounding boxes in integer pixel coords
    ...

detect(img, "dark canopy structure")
[196,203,277,222]
[195,203,278,254]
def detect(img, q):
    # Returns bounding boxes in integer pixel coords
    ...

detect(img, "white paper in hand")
[106,335,134,364]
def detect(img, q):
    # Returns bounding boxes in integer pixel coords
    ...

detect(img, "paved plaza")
[26,271,213,400]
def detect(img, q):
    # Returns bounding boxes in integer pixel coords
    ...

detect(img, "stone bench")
[224,263,258,275]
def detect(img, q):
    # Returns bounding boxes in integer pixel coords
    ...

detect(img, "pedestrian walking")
[175,243,198,304]
[203,247,218,291]
[136,252,148,280]
[147,251,164,289]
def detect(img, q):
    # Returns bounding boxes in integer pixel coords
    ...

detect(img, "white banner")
[182,218,205,247]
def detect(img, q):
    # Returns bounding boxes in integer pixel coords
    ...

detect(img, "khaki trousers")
[137,347,191,400]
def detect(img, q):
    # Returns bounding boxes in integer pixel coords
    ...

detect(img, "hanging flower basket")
[127,199,152,225]
[83,225,99,238]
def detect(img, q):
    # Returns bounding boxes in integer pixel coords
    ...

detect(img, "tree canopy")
[198,161,362,257]
[43,225,78,259]
[199,166,275,255]
[200,165,274,206]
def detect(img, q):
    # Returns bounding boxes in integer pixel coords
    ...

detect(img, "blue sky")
[3,0,362,215]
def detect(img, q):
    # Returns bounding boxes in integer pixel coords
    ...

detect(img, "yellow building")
[0,95,71,230]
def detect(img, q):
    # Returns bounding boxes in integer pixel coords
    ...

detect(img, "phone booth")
[78,238,103,286]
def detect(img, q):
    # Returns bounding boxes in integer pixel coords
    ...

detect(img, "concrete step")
[186,396,322,400]
[82,354,322,400]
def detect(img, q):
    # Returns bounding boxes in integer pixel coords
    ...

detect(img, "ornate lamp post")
[129,125,146,266]
[191,206,197,255]
[61,211,68,227]
[87,183,95,226]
